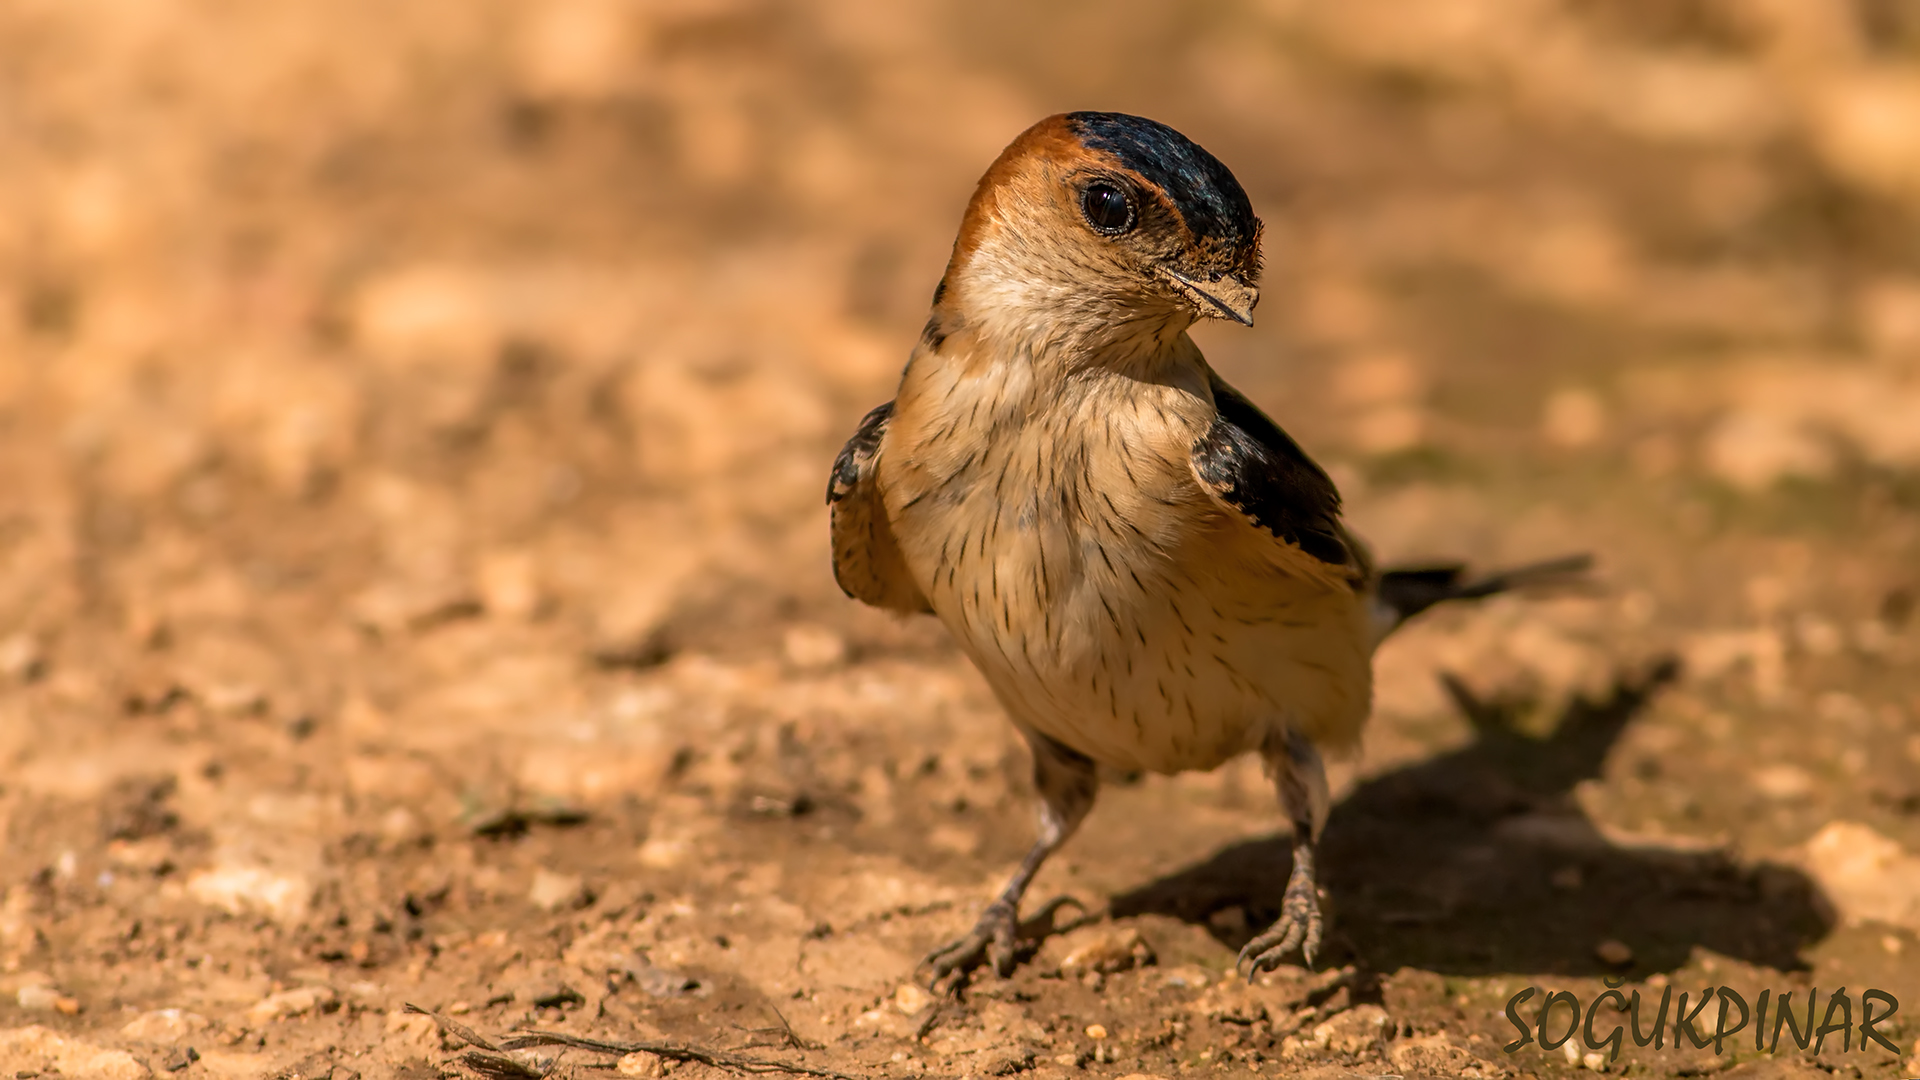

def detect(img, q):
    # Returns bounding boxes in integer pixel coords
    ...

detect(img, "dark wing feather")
[1376,554,1595,628]
[1190,376,1352,569]
[827,402,933,614]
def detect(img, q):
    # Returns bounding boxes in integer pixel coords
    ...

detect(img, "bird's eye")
[1080,182,1134,235]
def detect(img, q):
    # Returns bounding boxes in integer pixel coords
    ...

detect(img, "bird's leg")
[922,733,1097,991]
[1239,727,1330,979]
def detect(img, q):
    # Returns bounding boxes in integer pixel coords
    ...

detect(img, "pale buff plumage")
[828,111,1587,988]
[881,327,1372,775]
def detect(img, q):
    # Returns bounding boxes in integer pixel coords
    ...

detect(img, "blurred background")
[1,1,1918,1076]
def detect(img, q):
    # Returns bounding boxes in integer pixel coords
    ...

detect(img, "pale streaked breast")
[881,354,1372,775]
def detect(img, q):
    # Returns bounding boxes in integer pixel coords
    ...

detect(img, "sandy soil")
[2,1,1919,1078]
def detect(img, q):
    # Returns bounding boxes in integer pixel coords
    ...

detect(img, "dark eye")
[1080,182,1134,235]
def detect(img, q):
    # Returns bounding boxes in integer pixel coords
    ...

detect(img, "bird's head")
[932,111,1263,351]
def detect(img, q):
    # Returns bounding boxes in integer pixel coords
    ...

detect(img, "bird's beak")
[1159,268,1258,327]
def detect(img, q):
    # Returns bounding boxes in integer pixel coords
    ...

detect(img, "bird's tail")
[1370,554,1595,644]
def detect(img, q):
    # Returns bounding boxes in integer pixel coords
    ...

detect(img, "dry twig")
[502,1029,863,1080]
[404,1003,864,1080]
[405,1003,503,1053]
[734,1006,824,1052]
[456,1049,550,1080]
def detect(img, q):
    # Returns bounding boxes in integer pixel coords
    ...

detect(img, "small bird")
[827,112,1588,987]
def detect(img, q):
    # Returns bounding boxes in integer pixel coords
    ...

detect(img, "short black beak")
[1159,268,1258,326]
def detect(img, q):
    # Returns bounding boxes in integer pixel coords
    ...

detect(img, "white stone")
[15,984,63,1011]
[781,624,847,671]
[1800,821,1920,930]
[1311,1003,1390,1053]
[1053,925,1154,978]
[1753,764,1816,801]
[120,1009,211,1042]
[245,985,336,1026]
[892,982,932,1015]
[529,869,586,912]
[188,865,313,924]
[616,1051,667,1078]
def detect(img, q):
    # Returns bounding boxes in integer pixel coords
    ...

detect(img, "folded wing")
[827,401,933,615]
[1189,374,1360,579]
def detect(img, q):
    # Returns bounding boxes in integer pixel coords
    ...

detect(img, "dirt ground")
[3,1,1920,1078]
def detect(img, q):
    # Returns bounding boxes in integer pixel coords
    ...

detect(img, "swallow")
[827,111,1590,987]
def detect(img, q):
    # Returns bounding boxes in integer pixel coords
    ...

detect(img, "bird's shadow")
[1111,656,1834,977]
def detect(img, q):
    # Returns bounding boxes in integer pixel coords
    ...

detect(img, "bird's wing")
[827,401,934,614]
[1370,554,1594,643]
[1189,375,1360,577]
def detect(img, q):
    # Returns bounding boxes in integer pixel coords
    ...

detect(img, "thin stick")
[405,1003,502,1052]
[500,1029,864,1080]
[733,1006,824,1052]
[406,1001,863,1080]
[456,1049,549,1080]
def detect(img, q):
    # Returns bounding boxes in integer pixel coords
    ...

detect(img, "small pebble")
[1057,925,1154,977]
[782,624,847,670]
[1085,1023,1107,1040]
[892,982,931,1015]
[121,1009,212,1042]
[617,1051,667,1077]
[1595,939,1633,966]
[245,985,336,1025]
[18,986,80,1013]
[528,868,585,912]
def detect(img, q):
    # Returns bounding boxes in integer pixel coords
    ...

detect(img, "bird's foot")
[919,896,1083,994]
[1236,864,1322,981]
[920,899,1017,994]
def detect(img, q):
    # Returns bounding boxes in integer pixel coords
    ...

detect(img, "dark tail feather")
[1376,553,1595,628]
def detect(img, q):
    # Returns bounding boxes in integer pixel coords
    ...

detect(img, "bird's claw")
[1235,871,1322,982]
[917,894,1088,993]
[919,900,1019,994]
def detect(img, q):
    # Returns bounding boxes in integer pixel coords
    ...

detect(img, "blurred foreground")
[1,1,1918,1077]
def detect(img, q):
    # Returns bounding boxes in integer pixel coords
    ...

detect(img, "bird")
[826,111,1590,988]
